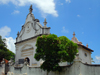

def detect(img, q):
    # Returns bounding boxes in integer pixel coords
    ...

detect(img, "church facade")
[15,5,50,67]
[15,5,93,67]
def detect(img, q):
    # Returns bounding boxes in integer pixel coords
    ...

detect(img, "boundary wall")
[1,58,100,75]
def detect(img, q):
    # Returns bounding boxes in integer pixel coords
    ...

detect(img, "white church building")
[2,5,100,75]
[71,32,93,64]
[15,5,93,67]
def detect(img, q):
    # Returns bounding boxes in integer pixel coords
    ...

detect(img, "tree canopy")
[0,35,15,62]
[34,34,78,72]
[0,36,6,47]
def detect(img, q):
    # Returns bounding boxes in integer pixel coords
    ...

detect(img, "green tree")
[0,36,6,47]
[58,36,78,64]
[0,35,15,62]
[34,34,78,73]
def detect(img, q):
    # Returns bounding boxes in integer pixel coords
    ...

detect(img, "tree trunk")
[47,71,48,75]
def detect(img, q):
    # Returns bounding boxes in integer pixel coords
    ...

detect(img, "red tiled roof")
[5,59,8,64]
[1,59,8,64]
[77,44,94,52]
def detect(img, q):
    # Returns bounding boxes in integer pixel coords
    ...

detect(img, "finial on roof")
[43,18,47,27]
[86,44,88,47]
[73,32,75,37]
[17,31,19,36]
[29,5,33,13]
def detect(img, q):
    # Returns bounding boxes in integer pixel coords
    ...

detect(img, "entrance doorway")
[24,57,30,65]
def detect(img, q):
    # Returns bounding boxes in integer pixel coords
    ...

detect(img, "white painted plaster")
[5,60,100,75]
[78,46,91,64]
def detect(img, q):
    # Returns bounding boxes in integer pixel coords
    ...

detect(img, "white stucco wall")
[0,65,3,75]
[7,62,80,75]
[1,59,100,75]
[80,63,100,75]
[6,60,100,75]
[16,13,50,43]
[0,64,5,75]
[78,46,91,64]
[15,37,41,67]
[21,22,42,41]
[17,22,42,42]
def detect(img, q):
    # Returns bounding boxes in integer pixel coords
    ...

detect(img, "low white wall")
[80,63,100,75]
[0,65,2,75]
[0,64,5,75]
[7,61,81,75]
[0,61,99,75]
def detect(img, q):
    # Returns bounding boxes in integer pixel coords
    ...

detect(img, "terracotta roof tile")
[77,44,94,52]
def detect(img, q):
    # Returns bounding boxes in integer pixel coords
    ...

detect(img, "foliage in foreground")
[34,34,78,72]
[0,35,15,62]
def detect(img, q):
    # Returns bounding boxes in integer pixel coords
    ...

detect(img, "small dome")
[71,37,79,43]
[71,32,82,44]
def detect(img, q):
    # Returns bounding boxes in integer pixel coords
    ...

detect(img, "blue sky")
[0,0,100,64]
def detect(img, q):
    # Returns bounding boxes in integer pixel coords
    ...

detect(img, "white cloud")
[5,37,16,53]
[59,3,63,5]
[89,8,91,10]
[61,3,63,5]
[41,13,47,18]
[0,0,17,5]
[95,56,100,60]
[58,2,63,5]
[94,56,100,63]
[0,0,58,17]
[77,15,80,17]
[66,0,71,3]
[82,32,84,34]
[12,10,20,14]
[62,26,69,33]
[0,26,15,53]
[0,26,11,38]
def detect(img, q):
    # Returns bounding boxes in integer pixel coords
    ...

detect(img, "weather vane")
[29,5,33,13]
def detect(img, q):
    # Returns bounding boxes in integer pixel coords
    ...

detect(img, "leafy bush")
[34,34,78,72]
